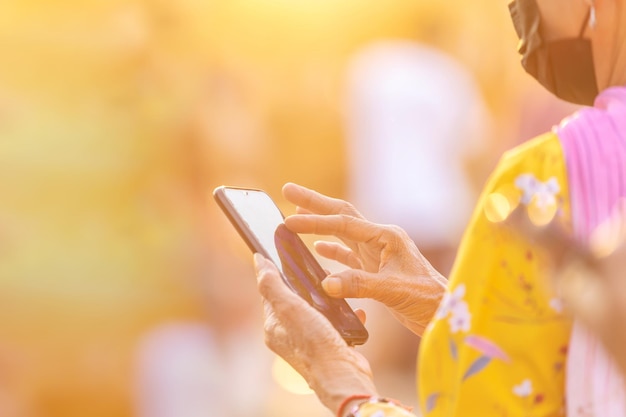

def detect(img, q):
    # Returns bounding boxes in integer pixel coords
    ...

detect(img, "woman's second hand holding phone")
[253,253,382,416]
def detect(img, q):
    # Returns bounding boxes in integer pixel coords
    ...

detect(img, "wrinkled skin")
[253,254,379,415]
[282,182,447,336]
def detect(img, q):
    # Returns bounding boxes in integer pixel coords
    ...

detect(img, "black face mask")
[508,0,599,106]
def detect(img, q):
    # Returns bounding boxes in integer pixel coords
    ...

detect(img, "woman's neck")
[600,2,626,89]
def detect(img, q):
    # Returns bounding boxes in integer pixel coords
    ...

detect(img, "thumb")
[322,269,379,299]
[254,253,293,301]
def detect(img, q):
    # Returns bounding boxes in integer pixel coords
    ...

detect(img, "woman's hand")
[254,253,378,414]
[282,182,447,336]
[505,203,626,375]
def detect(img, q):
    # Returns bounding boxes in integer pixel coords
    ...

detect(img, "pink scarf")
[556,86,626,416]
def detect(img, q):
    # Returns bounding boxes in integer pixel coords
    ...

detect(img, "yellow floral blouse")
[349,132,572,417]
[418,132,572,416]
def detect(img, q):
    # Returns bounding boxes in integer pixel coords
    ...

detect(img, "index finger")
[285,214,382,244]
[282,183,359,216]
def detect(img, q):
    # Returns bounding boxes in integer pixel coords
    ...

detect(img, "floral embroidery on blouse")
[435,284,472,333]
[515,173,560,208]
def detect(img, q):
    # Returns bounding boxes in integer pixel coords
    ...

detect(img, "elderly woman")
[254,0,626,415]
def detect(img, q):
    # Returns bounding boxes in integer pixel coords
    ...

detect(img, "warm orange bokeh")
[0,1,576,416]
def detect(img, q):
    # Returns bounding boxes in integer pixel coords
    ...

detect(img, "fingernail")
[322,277,342,296]
[253,253,266,270]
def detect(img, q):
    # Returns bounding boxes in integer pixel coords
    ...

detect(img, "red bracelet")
[336,394,373,417]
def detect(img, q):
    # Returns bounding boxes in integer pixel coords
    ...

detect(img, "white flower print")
[515,174,560,208]
[513,379,533,397]
[436,284,472,333]
[448,301,471,333]
[435,284,466,319]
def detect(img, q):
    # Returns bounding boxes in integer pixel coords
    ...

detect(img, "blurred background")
[0,0,581,416]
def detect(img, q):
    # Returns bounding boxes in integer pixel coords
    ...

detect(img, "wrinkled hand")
[504,203,626,375]
[282,183,447,336]
[253,253,377,414]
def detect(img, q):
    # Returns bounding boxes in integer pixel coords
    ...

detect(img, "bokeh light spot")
[527,196,557,227]
[589,218,624,258]
[484,192,512,223]
[271,356,314,395]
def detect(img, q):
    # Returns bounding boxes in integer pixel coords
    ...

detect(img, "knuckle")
[257,274,272,295]
[337,214,358,233]
[345,214,364,228]
[263,322,276,345]
[383,224,410,246]
[386,224,408,238]
[264,320,285,348]
[338,201,359,216]
[350,273,364,297]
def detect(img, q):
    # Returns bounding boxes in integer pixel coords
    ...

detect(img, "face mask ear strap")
[589,4,597,29]
[579,5,595,37]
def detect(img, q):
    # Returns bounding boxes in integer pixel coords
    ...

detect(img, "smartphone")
[213,185,369,346]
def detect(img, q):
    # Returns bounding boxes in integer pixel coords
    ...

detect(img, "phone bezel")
[213,185,369,346]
